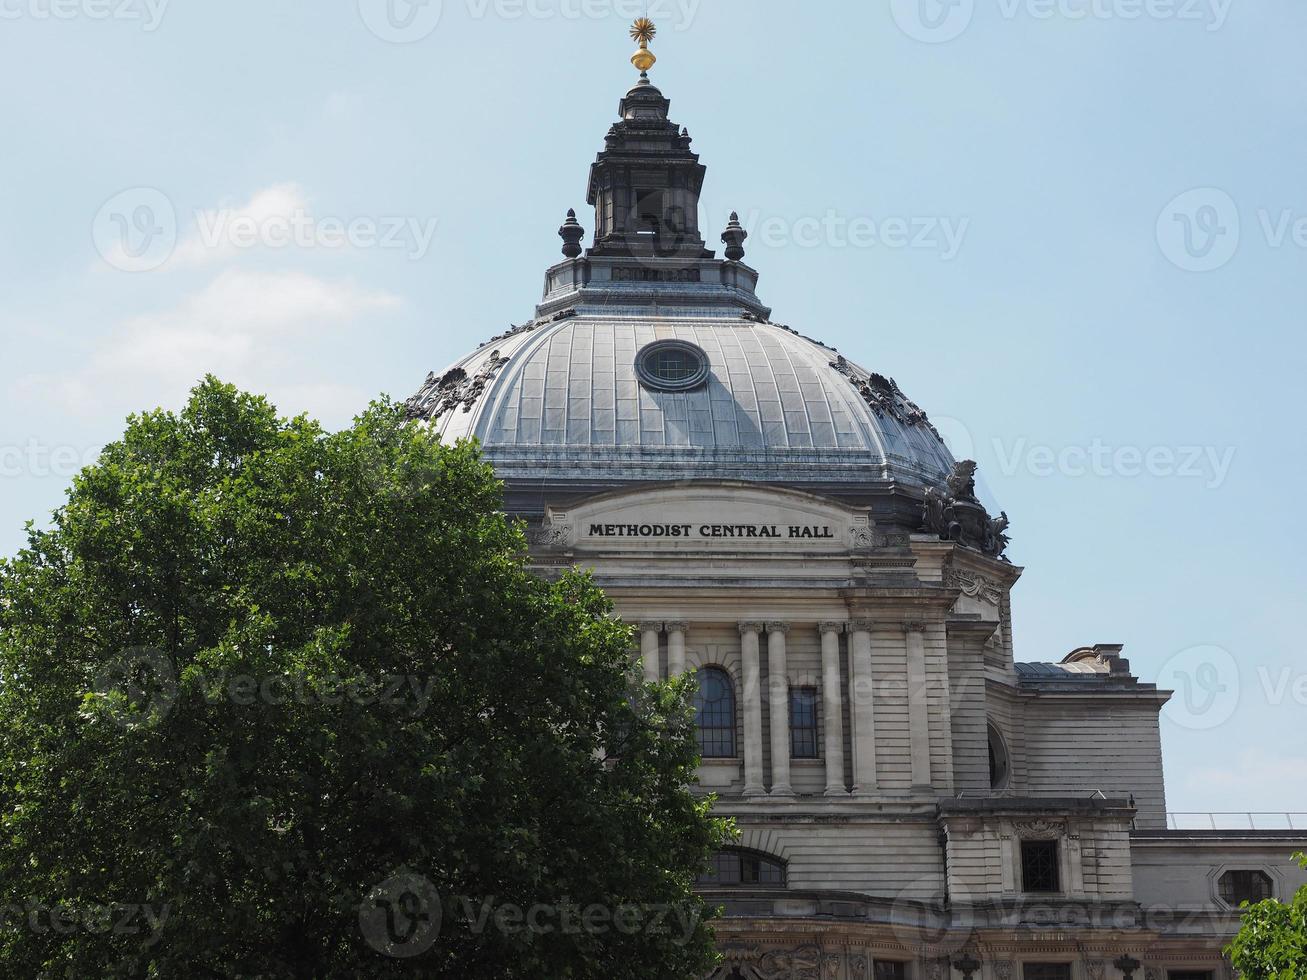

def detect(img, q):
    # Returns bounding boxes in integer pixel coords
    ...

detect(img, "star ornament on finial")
[630,18,657,73]
[630,17,657,44]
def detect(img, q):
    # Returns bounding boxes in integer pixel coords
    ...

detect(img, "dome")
[406,68,966,506]
[406,312,955,488]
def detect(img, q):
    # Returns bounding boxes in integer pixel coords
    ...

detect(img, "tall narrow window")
[1021,840,1061,893]
[694,667,736,759]
[790,687,819,759]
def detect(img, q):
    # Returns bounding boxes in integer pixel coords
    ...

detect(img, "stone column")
[665,622,688,678]
[738,622,765,797]
[848,620,878,795]
[638,622,663,684]
[905,622,933,789]
[819,622,847,797]
[766,622,793,797]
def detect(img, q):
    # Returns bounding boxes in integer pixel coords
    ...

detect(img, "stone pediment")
[536,482,880,555]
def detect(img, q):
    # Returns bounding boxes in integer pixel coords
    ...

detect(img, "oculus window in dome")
[635,339,711,392]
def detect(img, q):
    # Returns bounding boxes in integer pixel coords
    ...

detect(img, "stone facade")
[411,53,1307,980]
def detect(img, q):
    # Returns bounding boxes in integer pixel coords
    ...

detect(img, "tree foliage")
[0,377,728,978]
[1226,854,1307,980]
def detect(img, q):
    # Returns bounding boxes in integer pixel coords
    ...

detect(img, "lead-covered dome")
[406,313,954,488]
[406,71,959,497]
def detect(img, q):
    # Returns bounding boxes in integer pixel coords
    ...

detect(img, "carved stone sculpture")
[405,350,511,422]
[829,356,943,441]
[921,460,1012,560]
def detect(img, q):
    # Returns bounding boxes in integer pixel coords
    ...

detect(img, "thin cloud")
[18,269,400,424]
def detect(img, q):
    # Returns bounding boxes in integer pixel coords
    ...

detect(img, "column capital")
[663,621,689,634]
[818,621,846,635]
[903,621,928,634]
[738,621,764,635]
[765,621,790,635]
[847,619,876,634]
[636,621,664,633]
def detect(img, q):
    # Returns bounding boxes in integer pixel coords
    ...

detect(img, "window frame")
[696,847,787,889]
[693,666,737,759]
[1217,869,1274,908]
[1020,839,1062,894]
[873,961,910,980]
[634,340,711,393]
[1022,964,1072,980]
[987,722,1010,789]
[789,685,820,759]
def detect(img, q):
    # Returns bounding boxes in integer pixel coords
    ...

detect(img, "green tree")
[0,378,728,979]
[1226,854,1307,980]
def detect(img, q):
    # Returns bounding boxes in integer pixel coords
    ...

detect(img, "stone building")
[406,25,1307,980]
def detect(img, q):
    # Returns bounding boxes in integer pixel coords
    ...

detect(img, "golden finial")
[630,18,657,73]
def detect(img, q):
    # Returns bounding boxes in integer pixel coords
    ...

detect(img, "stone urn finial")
[722,211,748,261]
[559,208,585,258]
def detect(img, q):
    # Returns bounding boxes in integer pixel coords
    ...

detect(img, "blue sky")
[1,0,1304,817]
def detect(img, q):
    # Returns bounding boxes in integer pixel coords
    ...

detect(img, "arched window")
[694,667,736,758]
[988,723,1010,789]
[697,848,786,887]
